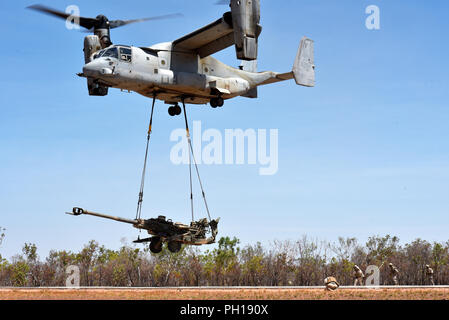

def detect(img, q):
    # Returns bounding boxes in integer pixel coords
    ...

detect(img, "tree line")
[0,229,448,287]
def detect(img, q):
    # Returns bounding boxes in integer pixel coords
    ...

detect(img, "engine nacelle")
[83,36,108,96]
[83,35,102,63]
[230,0,262,61]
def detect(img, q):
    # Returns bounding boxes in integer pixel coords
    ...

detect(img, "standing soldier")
[389,263,399,285]
[353,265,364,286]
[425,265,435,286]
[324,276,340,291]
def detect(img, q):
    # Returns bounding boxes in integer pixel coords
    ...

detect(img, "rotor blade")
[27,4,97,30]
[109,13,183,29]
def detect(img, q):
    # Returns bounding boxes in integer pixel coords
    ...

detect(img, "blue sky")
[0,0,448,259]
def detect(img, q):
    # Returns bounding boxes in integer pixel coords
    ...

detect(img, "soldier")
[353,265,364,286]
[324,276,340,291]
[425,265,435,286]
[389,263,399,285]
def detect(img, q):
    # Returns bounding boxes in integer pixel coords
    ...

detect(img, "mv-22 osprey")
[29,0,315,116]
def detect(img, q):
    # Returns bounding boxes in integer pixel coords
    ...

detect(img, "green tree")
[22,243,38,262]
[294,236,327,286]
[94,245,117,286]
[431,242,448,285]
[365,235,400,266]
[241,243,265,285]
[198,237,240,286]
[331,237,358,262]
[76,240,100,286]
[146,242,191,286]
[330,237,360,285]
[0,227,5,263]
[405,239,432,284]
[0,227,5,247]
[215,237,240,268]
[10,260,30,287]
[22,243,40,286]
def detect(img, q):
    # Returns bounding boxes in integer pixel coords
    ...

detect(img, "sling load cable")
[181,98,213,223]
[181,98,195,222]
[135,94,157,223]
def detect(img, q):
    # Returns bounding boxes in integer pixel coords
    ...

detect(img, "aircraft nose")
[83,61,101,77]
[83,60,114,77]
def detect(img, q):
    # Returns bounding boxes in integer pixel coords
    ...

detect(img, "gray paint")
[79,7,314,105]
[80,37,314,105]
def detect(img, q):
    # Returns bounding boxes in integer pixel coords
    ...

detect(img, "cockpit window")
[102,47,118,59]
[93,49,105,60]
[93,46,125,60]
[119,47,132,62]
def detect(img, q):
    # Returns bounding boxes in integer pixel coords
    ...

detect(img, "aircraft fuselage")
[82,42,257,105]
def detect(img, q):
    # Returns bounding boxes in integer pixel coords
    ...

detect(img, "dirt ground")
[0,288,448,300]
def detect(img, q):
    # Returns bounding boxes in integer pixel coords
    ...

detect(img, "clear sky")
[1,0,448,259]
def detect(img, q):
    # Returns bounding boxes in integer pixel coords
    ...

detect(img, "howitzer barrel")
[68,207,137,225]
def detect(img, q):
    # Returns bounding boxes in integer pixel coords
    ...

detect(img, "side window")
[119,48,132,63]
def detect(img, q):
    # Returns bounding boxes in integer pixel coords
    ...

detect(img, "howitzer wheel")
[150,237,163,254]
[168,240,182,253]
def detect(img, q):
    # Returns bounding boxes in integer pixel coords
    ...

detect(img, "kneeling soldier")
[324,276,340,291]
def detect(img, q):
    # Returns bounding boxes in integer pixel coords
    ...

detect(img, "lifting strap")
[134,95,213,226]
[181,98,212,223]
[135,94,156,221]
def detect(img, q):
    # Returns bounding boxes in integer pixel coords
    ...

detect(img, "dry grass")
[0,288,448,300]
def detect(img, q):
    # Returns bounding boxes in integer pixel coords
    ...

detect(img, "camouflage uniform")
[389,263,399,285]
[353,265,364,286]
[426,265,435,286]
[324,277,340,291]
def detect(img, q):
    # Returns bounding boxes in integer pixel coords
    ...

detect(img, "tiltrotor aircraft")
[28,0,315,116]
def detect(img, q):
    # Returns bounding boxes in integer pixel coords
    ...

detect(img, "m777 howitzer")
[66,208,219,254]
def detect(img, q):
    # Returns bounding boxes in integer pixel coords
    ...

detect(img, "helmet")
[325,276,337,285]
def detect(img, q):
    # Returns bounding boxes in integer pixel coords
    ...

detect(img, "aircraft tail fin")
[293,37,315,87]
[240,37,315,89]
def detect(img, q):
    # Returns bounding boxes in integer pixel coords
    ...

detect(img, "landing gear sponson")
[168,97,224,116]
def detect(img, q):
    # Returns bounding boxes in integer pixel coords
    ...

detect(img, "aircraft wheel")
[168,241,182,253]
[216,97,224,107]
[174,104,182,116]
[168,106,177,117]
[210,98,218,108]
[150,237,163,254]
